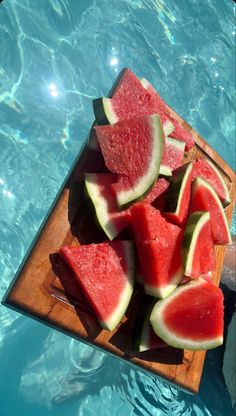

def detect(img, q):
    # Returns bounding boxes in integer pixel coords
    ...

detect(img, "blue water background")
[0,0,235,415]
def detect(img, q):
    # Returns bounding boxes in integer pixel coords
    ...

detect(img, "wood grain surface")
[3,108,235,394]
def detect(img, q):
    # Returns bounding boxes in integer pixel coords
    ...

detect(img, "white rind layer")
[160,137,185,176]
[85,173,117,240]
[169,162,193,219]
[201,159,231,206]
[185,211,210,277]
[165,136,186,152]
[159,164,172,176]
[102,97,119,124]
[163,121,175,136]
[144,264,183,299]
[150,279,223,350]
[193,177,232,244]
[139,77,151,90]
[139,322,151,352]
[117,114,163,207]
[99,241,135,331]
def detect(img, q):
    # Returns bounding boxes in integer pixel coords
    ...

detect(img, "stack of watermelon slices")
[58,68,232,353]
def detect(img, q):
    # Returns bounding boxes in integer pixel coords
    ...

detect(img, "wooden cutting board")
[2,105,235,394]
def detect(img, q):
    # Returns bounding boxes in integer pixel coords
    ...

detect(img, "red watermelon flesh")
[86,174,169,240]
[161,137,186,173]
[95,114,163,207]
[95,116,160,178]
[189,177,231,245]
[131,202,183,298]
[192,158,231,207]
[111,176,169,209]
[140,78,194,150]
[93,69,194,150]
[142,177,169,204]
[183,211,215,278]
[190,221,215,278]
[113,69,194,150]
[59,241,134,331]
[109,68,164,121]
[164,162,193,226]
[86,177,171,286]
[162,280,223,341]
[148,178,170,211]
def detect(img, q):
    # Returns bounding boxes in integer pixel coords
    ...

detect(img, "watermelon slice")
[133,297,167,352]
[164,162,193,225]
[95,114,163,207]
[85,173,131,240]
[93,69,194,150]
[160,136,186,176]
[140,77,194,150]
[189,177,231,245]
[192,158,231,207]
[150,278,224,350]
[131,202,183,298]
[85,174,169,240]
[59,241,134,331]
[182,211,215,278]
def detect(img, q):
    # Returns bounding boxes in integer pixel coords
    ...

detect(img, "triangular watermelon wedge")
[182,211,215,278]
[164,162,193,225]
[131,202,183,298]
[85,173,131,240]
[93,68,194,150]
[150,278,224,350]
[59,241,134,331]
[140,78,194,150]
[133,297,167,352]
[160,136,186,176]
[95,114,164,207]
[85,174,169,241]
[189,177,231,245]
[192,158,231,207]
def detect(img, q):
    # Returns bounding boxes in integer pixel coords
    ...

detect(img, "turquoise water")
[0,0,235,415]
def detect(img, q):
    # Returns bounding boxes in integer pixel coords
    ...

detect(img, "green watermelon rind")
[132,297,155,352]
[138,299,163,352]
[85,173,119,240]
[144,264,183,299]
[198,159,231,207]
[192,177,232,244]
[164,162,193,220]
[116,114,164,207]
[182,211,211,277]
[99,241,135,331]
[150,279,223,350]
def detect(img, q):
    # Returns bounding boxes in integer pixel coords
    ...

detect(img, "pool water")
[0,0,235,415]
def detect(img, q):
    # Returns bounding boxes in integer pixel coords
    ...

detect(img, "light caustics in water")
[48,82,60,98]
